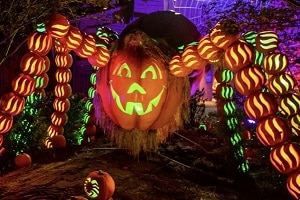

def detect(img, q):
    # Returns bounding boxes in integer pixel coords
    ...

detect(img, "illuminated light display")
[214,69,234,83]
[289,114,300,136]
[47,124,64,137]
[215,83,234,99]
[224,40,253,72]
[11,73,35,97]
[278,93,300,116]
[241,31,257,46]
[169,54,193,77]
[53,98,70,113]
[267,73,295,96]
[34,73,49,89]
[45,13,70,38]
[0,112,13,134]
[217,100,237,116]
[84,170,115,200]
[54,38,68,53]
[256,116,291,147]
[233,66,266,96]
[74,33,97,58]
[252,49,264,66]
[0,92,25,116]
[244,92,278,121]
[64,25,83,50]
[209,19,240,49]
[255,31,279,54]
[27,30,53,56]
[182,45,207,70]
[230,132,242,146]
[287,170,300,199]
[87,46,110,68]
[262,53,288,75]
[197,35,222,62]
[54,52,73,68]
[20,52,46,76]
[54,83,72,99]
[51,111,68,126]
[270,142,300,174]
[55,68,72,84]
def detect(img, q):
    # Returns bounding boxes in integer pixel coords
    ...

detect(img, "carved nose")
[127,83,146,94]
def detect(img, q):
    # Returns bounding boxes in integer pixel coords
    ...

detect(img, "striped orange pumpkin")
[169,55,192,77]
[54,52,73,68]
[74,33,96,58]
[0,92,25,116]
[20,52,46,76]
[256,116,291,147]
[55,68,72,83]
[47,124,64,137]
[64,25,83,50]
[197,35,222,63]
[287,170,300,200]
[51,111,68,126]
[0,112,13,134]
[53,98,70,113]
[224,40,253,72]
[263,53,288,75]
[270,142,300,174]
[279,93,300,116]
[27,31,53,55]
[45,13,70,38]
[233,66,266,96]
[87,46,110,68]
[244,92,278,121]
[182,45,207,70]
[54,83,72,99]
[289,114,300,136]
[11,73,35,97]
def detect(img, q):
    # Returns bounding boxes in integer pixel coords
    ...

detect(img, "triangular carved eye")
[114,63,131,78]
[141,65,158,79]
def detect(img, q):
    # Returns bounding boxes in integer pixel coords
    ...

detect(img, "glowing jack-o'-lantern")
[84,170,115,200]
[97,32,187,130]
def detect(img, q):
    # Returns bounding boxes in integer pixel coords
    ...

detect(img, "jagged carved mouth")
[109,82,166,115]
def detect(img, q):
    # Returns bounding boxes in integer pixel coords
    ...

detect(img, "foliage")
[3,92,87,156]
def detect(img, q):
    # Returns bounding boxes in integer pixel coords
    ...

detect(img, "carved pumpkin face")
[98,50,169,130]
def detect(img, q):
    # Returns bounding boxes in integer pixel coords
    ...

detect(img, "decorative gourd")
[0,92,25,116]
[214,69,234,83]
[54,52,73,68]
[0,112,13,134]
[44,137,53,148]
[209,19,240,49]
[45,13,70,38]
[270,142,300,174]
[47,124,64,137]
[252,49,264,67]
[53,98,71,113]
[11,73,35,97]
[262,53,288,75]
[289,114,300,136]
[169,55,193,77]
[20,52,46,76]
[233,66,266,96]
[55,68,72,84]
[255,31,279,54]
[15,153,32,168]
[197,35,222,63]
[267,73,295,96]
[51,135,67,149]
[64,25,83,50]
[215,83,234,99]
[51,111,68,126]
[54,38,68,53]
[241,31,257,46]
[224,40,253,72]
[88,46,110,68]
[84,170,115,200]
[244,92,278,121]
[256,116,291,147]
[54,83,72,99]
[74,33,96,58]
[278,93,300,116]
[181,45,207,70]
[287,170,300,199]
[27,30,53,55]
[97,32,187,130]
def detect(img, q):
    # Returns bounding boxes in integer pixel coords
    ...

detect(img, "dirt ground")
[0,131,293,200]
